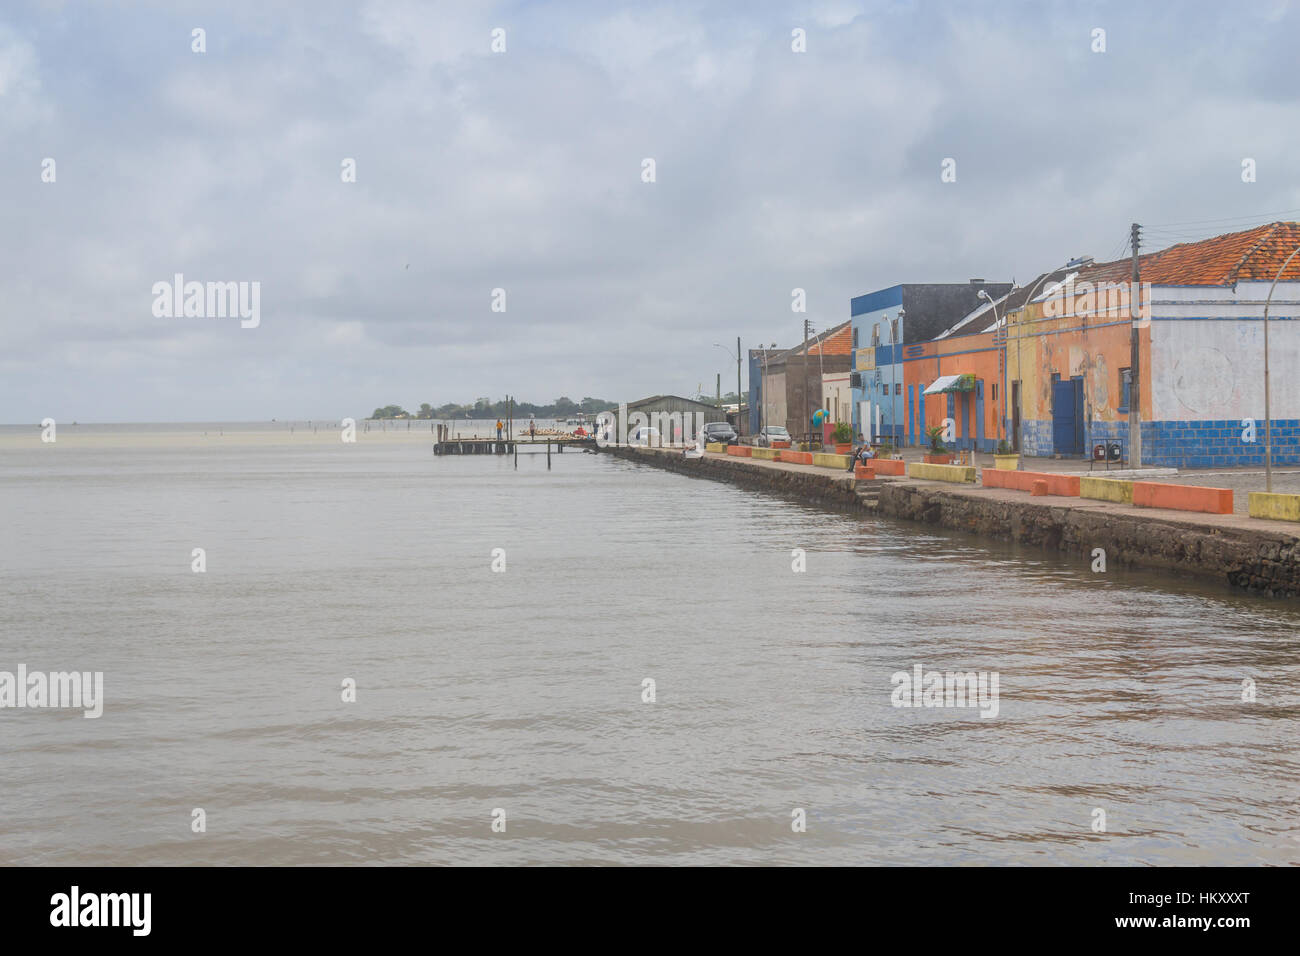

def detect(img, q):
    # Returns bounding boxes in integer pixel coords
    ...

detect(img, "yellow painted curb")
[751,447,778,460]
[906,461,976,483]
[1080,476,1134,504]
[1248,491,1300,521]
[706,442,727,453]
[812,453,850,469]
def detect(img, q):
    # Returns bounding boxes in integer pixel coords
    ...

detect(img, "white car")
[627,426,661,446]
[755,425,792,447]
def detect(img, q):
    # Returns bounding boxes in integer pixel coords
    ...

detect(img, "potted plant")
[924,426,952,465]
[832,422,853,455]
[994,439,1019,470]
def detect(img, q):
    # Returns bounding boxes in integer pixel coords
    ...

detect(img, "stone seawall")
[877,482,1300,596]
[604,445,867,511]
[603,445,1300,597]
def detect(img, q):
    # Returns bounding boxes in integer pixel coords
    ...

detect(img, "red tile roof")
[807,322,852,356]
[1068,221,1300,287]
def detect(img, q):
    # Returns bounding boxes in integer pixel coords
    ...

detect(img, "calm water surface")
[2,424,1298,865]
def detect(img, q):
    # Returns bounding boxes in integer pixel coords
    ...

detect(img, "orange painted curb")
[726,445,752,457]
[854,463,874,479]
[1031,479,1048,496]
[873,459,906,476]
[983,469,1080,496]
[779,450,813,465]
[1132,481,1233,514]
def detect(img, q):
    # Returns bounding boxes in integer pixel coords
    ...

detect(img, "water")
[2,424,1298,865]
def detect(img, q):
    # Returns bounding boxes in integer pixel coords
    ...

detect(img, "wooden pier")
[434,436,597,468]
[433,439,517,455]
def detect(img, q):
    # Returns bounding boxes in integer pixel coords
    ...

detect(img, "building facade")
[849,281,1012,445]
[747,322,852,437]
[620,394,728,443]
[1007,223,1300,467]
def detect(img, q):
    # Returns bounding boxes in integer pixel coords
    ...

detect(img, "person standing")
[496,419,503,440]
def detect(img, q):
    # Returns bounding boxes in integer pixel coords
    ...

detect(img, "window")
[880,384,887,396]
[852,327,859,349]
[991,383,998,402]
[894,383,902,395]
[1119,368,1132,413]
[872,324,880,347]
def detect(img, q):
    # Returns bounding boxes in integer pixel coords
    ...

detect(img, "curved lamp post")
[758,342,778,436]
[890,313,900,449]
[1004,262,1076,470]
[1263,244,1300,492]
[977,289,1003,445]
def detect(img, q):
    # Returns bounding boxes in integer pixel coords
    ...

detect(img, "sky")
[3,0,1299,422]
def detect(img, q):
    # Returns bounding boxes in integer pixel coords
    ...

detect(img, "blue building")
[849,281,1011,445]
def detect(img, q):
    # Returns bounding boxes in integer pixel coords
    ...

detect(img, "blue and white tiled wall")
[1020,418,1300,467]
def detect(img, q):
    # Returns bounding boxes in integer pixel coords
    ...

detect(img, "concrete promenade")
[610,444,1300,594]
[650,443,1300,526]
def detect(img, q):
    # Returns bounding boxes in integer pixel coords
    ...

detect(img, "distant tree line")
[369,397,620,420]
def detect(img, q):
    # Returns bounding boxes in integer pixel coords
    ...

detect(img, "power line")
[1103,229,1131,264]
[1144,208,1300,231]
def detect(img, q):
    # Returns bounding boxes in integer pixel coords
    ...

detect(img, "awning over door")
[923,373,976,395]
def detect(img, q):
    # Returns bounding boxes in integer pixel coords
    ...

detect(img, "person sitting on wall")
[846,433,875,471]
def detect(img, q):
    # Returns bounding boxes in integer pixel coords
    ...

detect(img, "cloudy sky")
[3,0,1298,422]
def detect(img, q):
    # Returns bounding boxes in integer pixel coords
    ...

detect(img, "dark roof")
[898,283,1013,343]
[937,269,1075,339]
[624,394,725,411]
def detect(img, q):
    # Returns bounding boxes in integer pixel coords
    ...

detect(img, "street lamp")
[1263,243,1300,492]
[1005,262,1076,469]
[977,289,1004,443]
[759,342,777,436]
[890,311,902,448]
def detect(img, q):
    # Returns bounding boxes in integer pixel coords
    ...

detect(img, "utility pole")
[803,318,811,445]
[736,336,743,437]
[716,372,721,410]
[1129,222,1142,467]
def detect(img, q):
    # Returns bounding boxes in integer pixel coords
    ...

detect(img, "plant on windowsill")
[924,426,952,465]
[994,439,1019,470]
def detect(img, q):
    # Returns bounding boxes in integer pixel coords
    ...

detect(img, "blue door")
[908,386,915,446]
[1052,379,1084,455]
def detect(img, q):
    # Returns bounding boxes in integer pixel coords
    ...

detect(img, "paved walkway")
[628,446,1300,538]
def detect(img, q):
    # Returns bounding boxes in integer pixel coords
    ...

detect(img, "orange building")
[905,309,1006,453]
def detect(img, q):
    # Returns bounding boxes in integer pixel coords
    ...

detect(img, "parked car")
[627,426,661,446]
[701,421,738,445]
[755,425,792,447]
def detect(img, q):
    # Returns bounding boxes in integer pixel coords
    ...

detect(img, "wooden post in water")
[547,441,551,470]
